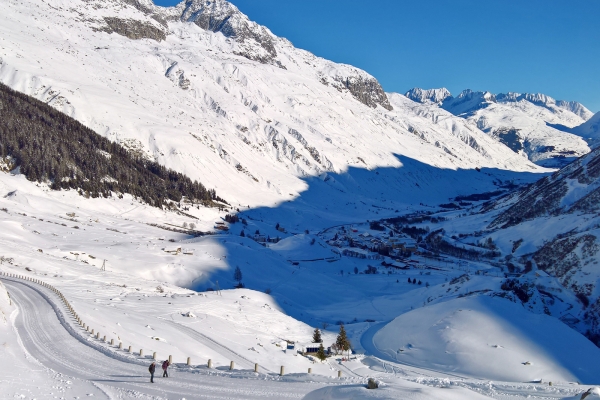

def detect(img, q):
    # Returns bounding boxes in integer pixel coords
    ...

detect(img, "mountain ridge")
[0,0,544,210]
[405,87,592,166]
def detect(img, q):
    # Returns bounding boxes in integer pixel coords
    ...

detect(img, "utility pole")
[216,280,221,296]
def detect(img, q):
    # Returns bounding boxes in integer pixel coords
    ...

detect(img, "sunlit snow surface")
[0,0,599,398]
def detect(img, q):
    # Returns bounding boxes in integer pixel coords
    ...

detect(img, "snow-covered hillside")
[574,111,600,147]
[407,88,593,167]
[2,168,600,399]
[387,146,600,348]
[3,0,600,398]
[0,0,548,213]
[373,296,600,383]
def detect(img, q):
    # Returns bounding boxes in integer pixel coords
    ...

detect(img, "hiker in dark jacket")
[149,362,156,383]
[162,360,170,377]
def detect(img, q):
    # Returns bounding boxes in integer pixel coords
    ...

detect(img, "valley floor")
[0,173,598,399]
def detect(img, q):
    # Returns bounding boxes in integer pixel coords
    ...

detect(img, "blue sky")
[154,0,600,112]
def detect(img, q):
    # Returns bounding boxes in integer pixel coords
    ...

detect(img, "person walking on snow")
[149,362,156,383]
[162,359,170,377]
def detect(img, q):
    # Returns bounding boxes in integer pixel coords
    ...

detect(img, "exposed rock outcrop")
[178,0,278,65]
[99,17,167,42]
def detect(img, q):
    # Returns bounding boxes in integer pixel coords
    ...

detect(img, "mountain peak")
[405,87,452,104]
[495,92,593,120]
[440,89,496,115]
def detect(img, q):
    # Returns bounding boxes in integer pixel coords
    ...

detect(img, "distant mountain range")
[406,87,597,167]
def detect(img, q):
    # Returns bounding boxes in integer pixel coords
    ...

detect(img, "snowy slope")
[0,0,546,213]
[2,0,600,397]
[373,296,600,383]
[0,138,599,397]
[574,111,600,147]
[407,88,593,167]
[403,146,600,348]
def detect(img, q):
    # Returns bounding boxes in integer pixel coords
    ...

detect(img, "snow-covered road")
[3,278,328,399]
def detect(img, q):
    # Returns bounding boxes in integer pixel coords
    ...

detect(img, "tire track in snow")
[1,277,323,399]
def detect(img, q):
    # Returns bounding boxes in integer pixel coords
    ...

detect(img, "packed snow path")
[3,277,327,399]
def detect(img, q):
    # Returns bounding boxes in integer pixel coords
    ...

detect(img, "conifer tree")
[312,328,322,343]
[316,343,327,361]
[336,324,351,358]
[234,266,242,283]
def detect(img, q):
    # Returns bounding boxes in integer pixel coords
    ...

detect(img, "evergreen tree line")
[0,83,226,208]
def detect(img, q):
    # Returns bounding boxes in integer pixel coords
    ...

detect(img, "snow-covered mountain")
[406,87,594,167]
[418,146,600,345]
[574,111,600,146]
[0,0,549,213]
[4,0,600,396]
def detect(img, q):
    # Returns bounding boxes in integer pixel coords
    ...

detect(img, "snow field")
[373,296,600,383]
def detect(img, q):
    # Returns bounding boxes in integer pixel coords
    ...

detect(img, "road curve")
[3,278,326,399]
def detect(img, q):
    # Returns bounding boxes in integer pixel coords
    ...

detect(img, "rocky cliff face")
[99,17,167,41]
[335,75,392,111]
[104,0,392,110]
[176,0,279,65]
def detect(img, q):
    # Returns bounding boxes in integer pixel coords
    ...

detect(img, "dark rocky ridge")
[179,0,278,65]
[121,0,169,26]
[488,146,600,229]
[339,76,393,111]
